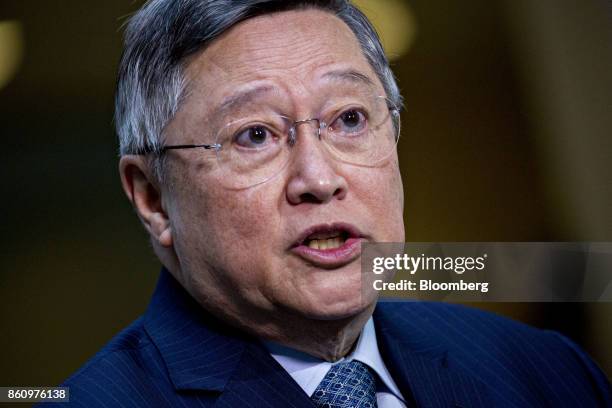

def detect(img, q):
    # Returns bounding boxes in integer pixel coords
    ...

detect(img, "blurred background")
[1,0,610,392]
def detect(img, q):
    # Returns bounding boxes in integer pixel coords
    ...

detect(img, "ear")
[119,155,173,248]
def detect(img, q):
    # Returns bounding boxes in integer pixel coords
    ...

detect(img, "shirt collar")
[265,317,404,401]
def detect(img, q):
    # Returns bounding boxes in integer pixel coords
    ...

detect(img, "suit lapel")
[145,269,313,407]
[214,342,314,408]
[374,302,494,408]
[144,269,246,392]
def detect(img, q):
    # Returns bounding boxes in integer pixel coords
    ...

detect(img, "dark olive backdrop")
[1,0,610,391]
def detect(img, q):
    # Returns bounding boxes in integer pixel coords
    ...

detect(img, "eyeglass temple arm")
[133,143,221,155]
[162,143,221,151]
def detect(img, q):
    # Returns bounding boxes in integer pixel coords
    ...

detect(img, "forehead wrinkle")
[193,44,327,117]
[178,9,377,130]
[212,13,351,78]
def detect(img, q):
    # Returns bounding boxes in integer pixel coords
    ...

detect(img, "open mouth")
[291,223,364,268]
[303,231,350,250]
[295,223,361,250]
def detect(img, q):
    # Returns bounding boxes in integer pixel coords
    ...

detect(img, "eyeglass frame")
[132,95,401,159]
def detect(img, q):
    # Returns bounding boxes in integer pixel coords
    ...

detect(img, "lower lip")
[291,237,363,269]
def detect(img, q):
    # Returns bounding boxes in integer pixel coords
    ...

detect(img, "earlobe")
[119,156,172,247]
[151,212,173,248]
[159,227,173,247]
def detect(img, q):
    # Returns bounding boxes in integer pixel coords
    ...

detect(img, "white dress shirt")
[265,318,407,407]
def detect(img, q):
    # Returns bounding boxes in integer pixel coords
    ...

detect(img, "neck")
[168,264,376,362]
[243,305,376,362]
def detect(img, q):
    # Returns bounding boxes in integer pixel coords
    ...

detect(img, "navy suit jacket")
[47,269,611,407]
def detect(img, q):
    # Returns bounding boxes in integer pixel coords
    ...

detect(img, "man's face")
[161,9,405,328]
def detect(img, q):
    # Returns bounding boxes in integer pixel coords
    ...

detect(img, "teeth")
[307,237,345,250]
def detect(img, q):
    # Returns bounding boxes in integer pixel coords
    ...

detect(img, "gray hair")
[115,0,402,178]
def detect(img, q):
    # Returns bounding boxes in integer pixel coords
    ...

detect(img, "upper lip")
[292,222,364,248]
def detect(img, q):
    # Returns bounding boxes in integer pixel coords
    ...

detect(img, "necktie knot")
[311,360,377,408]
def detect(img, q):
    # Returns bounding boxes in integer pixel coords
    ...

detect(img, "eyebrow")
[321,69,377,88]
[214,85,276,119]
[212,69,376,118]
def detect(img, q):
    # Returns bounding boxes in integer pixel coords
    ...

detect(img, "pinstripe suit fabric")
[44,269,611,407]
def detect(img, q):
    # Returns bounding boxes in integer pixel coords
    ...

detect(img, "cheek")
[355,165,402,209]
[350,161,405,240]
[218,187,280,242]
[167,156,274,239]
[167,187,276,309]
[171,180,281,273]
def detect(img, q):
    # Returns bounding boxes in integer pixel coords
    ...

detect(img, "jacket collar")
[374,301,494,408]
[143,268,315,407]
[143,268,248,391]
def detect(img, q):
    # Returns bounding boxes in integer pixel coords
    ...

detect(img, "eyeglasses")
[138,91,400,189]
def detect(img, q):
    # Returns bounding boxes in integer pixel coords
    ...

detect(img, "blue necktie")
[311,360,378,408]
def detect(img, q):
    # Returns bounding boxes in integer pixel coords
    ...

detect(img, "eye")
[330,108,367,135]
[233,126,275,149]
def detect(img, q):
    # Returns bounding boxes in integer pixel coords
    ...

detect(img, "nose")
[285,121,348,205]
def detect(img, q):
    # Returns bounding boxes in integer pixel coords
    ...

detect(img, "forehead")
[181,8,381,113]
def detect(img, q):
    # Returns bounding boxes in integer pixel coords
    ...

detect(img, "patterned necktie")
[311,360,378,408]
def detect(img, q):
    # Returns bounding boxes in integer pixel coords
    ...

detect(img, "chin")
[299,287,378,321]
[280,262,378,321]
